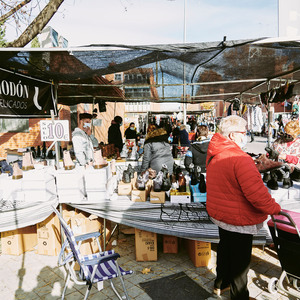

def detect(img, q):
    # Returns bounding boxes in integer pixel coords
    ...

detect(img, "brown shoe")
[93,149,108,169]
[63,150,75,170]
[254,154,283,173]
[12,162,23,179]
[22,151,34,171]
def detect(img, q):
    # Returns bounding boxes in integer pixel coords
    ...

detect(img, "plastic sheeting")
[0,197,58,232]
[71,198,271,245]
[2,38,300,105]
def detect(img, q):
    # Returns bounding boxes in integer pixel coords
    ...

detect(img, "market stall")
[2,37,300,244]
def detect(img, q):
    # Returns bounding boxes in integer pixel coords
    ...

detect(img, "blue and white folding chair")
[52,205,133,300]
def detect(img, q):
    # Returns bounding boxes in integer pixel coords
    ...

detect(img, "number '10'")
[47,122,64,139]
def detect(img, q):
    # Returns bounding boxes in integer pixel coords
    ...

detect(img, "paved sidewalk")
[0,230,299,300]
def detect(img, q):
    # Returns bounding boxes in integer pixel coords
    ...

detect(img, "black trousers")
[215,227,253,300]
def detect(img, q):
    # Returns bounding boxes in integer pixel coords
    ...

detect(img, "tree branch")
[0,0,32,24]
[7,0,65,47]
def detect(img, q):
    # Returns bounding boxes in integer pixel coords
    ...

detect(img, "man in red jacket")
[206,115,281,300]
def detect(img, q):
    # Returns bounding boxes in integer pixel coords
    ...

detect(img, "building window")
[115,73,122,81]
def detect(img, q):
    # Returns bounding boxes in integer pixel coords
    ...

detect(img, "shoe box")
[163,235,178,254]
[22,168,57,203]
[118,180,132,196]
[190,184,206,203]
[56,166,86,203]
[1,173,24,201]
[170,185,191,203]
[84,166,110,202]
[185,239,211,267]
[131,178,152,202]
[1,225,37,255]
[135,228,157,261]
[150,188,166,203]
[186,239,212,267]
[36,212,61,256]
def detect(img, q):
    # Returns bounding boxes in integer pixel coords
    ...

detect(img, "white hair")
[219,115,247,137]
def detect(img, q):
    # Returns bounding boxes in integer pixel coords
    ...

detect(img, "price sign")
[40,120,70,141]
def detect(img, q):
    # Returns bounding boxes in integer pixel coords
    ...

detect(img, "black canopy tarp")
[1,37,300,105]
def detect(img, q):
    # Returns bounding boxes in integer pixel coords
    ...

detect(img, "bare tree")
[0,0,32,24]
[3,0,65,47]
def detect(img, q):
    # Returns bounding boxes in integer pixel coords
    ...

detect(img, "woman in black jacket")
[108,116,123,151]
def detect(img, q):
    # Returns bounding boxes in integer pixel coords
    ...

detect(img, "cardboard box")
[131,178,152,202]
[22,169,57,203]
[1,225,37,255]
[1,176,24,201]
[190,184,206,203]
[84,167,109,192]
[69,210,112,254]
[70,212,102,255]
[36,213,61,256]
[118,181,132,196]
[186,239,211,267]
[163,235,178,254]
[170,186,191,203]
[135,228,157,261]
[150,189,166,203]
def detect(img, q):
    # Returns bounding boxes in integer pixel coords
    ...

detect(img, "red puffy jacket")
[206,133,281,226]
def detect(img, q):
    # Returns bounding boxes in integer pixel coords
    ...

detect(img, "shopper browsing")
[184,125,210,172]
[72,113,99,166]
[141,124,174,175]
[272,120,300,168]
[206,115,281,300]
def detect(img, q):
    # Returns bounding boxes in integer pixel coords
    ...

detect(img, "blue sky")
[6,0,279,47]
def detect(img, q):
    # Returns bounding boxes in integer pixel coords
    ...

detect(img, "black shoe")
[127,164,134,179]
[161,176,171,191]
[265,147,279,160]
[282,177,293,189]
[195,166,202,182]
[267,171,278,190]
[153,172,163,192]
[122,170,131,183]
[274,169,283,182]
[199,173,206,193]
[290,167,300,182]
[263,172,271,183]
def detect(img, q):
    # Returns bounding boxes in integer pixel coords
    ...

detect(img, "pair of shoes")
[213,286,230,296]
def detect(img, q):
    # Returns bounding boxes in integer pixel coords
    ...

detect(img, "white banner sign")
[40,120,70,141]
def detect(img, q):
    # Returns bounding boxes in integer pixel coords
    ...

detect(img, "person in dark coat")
[172,120,181,145]
[179,125,190,147]
[108,116,123,151]
[184,125,210,172]
[124,122,139,141]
